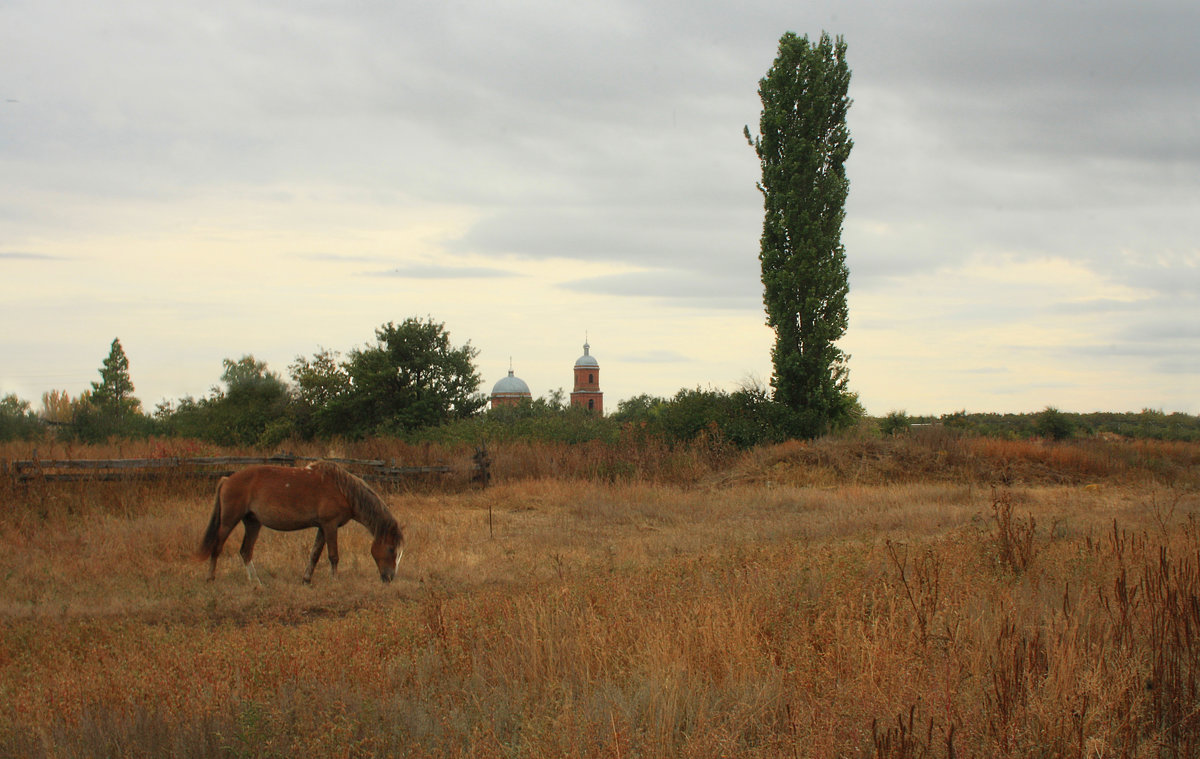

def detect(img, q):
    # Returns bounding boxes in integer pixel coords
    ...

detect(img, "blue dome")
[492,369,531,396]
[575,341,599,368]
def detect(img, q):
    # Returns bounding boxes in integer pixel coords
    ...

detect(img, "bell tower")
[569,339,603,414]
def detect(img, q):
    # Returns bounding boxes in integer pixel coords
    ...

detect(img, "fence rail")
[2,454,455,485]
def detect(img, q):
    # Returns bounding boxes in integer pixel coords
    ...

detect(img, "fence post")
[472,444,491,488]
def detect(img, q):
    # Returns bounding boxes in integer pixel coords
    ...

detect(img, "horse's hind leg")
[303,529,326,584]
[207,523,236,581]
[240,515,263,586]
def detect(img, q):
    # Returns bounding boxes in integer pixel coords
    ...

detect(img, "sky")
[2,0,1197,417]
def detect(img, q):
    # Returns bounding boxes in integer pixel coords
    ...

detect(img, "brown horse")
[197,461,404,584]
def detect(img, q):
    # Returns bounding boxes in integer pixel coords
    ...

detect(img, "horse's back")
[222,465,340,531]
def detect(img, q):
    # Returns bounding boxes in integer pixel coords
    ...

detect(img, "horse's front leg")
[303,529,326,584]
[323,523,340,578]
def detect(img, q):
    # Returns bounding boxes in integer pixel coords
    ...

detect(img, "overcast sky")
[3,0,1197,417]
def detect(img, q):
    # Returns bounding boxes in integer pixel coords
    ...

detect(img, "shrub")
[1035,406,1074,441]
[880,410,911,437]
[0,394,44,441]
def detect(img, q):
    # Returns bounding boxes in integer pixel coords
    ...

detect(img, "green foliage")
[880,410,911,436]
[90,338,138,412]
[156,356,291,447]
[72,338,150,441]
[656,388,740,444]
[215,356,293,447]
[1034,406,1074,441]
[890,409,1200,442]
[414,392,614,446]
[288,348,351,438]
[612,393,668,421]
[420,384,798,450]
[747,31,854,438]
[611,386,791,449]
[0,394,44,441]
[151,318,486,444]
[295,317,485,439]
[144,318,485,443]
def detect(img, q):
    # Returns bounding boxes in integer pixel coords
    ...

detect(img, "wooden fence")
[2,453,459,485]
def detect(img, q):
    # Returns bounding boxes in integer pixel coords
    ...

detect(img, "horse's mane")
[308,461,399,540]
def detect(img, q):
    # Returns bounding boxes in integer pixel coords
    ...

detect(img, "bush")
[610,386,790,449]
[1034,406,1074,441]
[880,410,911,437]
[0,394,44,441]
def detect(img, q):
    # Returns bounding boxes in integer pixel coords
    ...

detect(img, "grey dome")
[492,369,531,396]
[574,341,599,368]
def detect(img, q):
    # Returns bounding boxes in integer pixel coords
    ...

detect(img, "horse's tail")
[196,477,227,560]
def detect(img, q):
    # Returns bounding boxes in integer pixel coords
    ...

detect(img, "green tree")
[880,410,911,436]
[611,386,789,449]
[75,338,145,440]
[611,393,668,424]
[0,394,43,441]
[1035,406,1074,441]
[214,356,293,446]
[329,317,485,438]
[289,348,352,438]
[155,356,291,446]
[746,31,854,438]
[91,338,140,416]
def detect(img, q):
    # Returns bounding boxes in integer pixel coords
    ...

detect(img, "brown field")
[1,434,1198,757]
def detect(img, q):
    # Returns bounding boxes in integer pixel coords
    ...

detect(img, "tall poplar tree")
[746,31,853,438]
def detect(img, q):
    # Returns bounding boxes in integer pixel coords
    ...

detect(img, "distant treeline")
[2,321,1196,446]
[376,399,1200,446]
[2,318,488,447]
[5,375,1198,448]
[882,407,1200,442]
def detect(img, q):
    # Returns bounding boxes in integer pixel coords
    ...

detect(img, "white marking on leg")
[243,558,264,586]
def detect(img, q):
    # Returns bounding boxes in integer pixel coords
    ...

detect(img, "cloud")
[559,268,760,308]
[3,0,1198,414]
[620,350,692,364]
[0,251,66,261]
[1045,299,1150,316]
[956,367,1011,376]
[292,253,392,265]
[368,264,518,280]
[1158,357,1200,375]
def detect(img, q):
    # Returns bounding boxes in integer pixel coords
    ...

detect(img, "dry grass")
[0,437,1198,757]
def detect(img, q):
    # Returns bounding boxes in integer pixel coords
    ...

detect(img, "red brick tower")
[569,340,603,414]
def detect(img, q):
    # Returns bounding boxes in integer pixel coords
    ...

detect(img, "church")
[490,340,603,414]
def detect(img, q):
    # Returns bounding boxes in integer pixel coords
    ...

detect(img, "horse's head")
[371,524,404,583]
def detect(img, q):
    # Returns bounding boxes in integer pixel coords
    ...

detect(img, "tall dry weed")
[884,540,943,648]
[991,488,1037,574]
